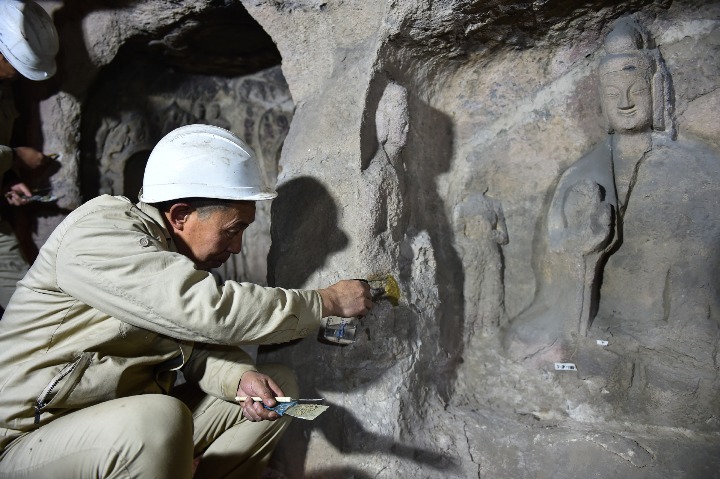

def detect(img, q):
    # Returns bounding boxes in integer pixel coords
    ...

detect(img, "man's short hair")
[153,198,247,219]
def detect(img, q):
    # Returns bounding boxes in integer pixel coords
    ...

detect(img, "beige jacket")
[0,195,322,450]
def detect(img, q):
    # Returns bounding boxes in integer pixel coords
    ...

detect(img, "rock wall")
[24,0,289,285]
[15,0,720,477]
[246,1,720,477]
[80,62,292,285]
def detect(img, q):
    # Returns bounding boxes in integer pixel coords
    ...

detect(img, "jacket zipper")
[34,356,84,424]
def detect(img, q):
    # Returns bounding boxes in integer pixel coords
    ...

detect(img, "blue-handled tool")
[235,396,329,420]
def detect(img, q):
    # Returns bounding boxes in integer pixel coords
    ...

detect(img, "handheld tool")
[320,274,401,345]
[5,186,57,203]
[235,396,329,420]
[21,193,57,203]
[4,192,57,203]
[365,274,400,306]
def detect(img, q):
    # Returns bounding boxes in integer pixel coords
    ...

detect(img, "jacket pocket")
[34,352,92,424]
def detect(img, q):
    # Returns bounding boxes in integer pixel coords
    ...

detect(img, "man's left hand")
[4,181,32,206]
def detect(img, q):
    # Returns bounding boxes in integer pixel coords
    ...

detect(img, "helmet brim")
[138,186,278,203]
[0,43,55,81]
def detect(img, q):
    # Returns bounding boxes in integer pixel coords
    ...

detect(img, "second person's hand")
[13,146,47,171]
[4,182,32,206]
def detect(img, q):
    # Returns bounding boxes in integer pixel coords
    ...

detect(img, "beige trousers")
[0,219,28,312]
[0,363,297,479]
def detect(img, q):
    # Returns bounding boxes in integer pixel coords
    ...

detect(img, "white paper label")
[596,339,609,346]
[554,362,577,371]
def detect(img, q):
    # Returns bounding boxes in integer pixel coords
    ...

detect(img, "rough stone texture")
[80,61,292,285]
[245,1,720,477]
[24,0,290,285]
[14,0,218,250]
[15,0,720,477]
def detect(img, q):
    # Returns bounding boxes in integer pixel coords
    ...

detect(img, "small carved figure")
[453,189,509,337]
[359,81,409,271]
[160,100,192,136]
[205,102,231,130]
[190,99,206,124]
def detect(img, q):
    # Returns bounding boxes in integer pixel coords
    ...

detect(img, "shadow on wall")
[272,396,462,479]
[301,403,462,478]
[267,176,348,288]
[402,89,463,406]
[122,150,151,203]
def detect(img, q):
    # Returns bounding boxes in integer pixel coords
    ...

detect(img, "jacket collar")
[136,201,176,252]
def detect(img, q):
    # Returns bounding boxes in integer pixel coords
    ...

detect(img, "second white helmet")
[0,0,59,81]
[139,124,278,203]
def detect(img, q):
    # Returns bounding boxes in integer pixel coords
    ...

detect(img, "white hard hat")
[139,124,278,203]
[0,0,59,81]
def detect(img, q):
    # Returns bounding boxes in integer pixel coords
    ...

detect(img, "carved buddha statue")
[502,18,720,368]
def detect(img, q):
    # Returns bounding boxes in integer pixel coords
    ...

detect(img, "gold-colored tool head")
[383,274,400,306]
[366,274,400,306]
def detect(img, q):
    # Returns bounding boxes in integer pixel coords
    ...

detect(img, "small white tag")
[554,362,577,371]
[596,339,609,346]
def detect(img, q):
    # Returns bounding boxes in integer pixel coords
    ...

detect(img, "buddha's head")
[376,82,410,159]
[598,18,670,135]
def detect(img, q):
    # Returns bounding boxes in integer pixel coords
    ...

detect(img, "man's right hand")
[13,147,47,171]
[318,279,373,317]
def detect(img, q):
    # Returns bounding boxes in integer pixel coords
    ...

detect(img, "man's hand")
[13,147,47,171]
[237,371,284,422]
[3,182,32,206]
[318,279,373,317]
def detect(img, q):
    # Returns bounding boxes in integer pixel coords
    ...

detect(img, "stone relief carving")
[96,112,153,197]
[359,81,409,274]
[503,17,720,374]
[192,98,232,130]
[86,67,293,286]
[453,189,508,339]
[30,1,720,475]
[158,100,193,137]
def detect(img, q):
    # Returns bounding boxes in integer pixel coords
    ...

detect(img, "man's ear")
[167,203,194,231]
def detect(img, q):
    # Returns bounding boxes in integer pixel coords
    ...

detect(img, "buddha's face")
[600,68,652,133]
